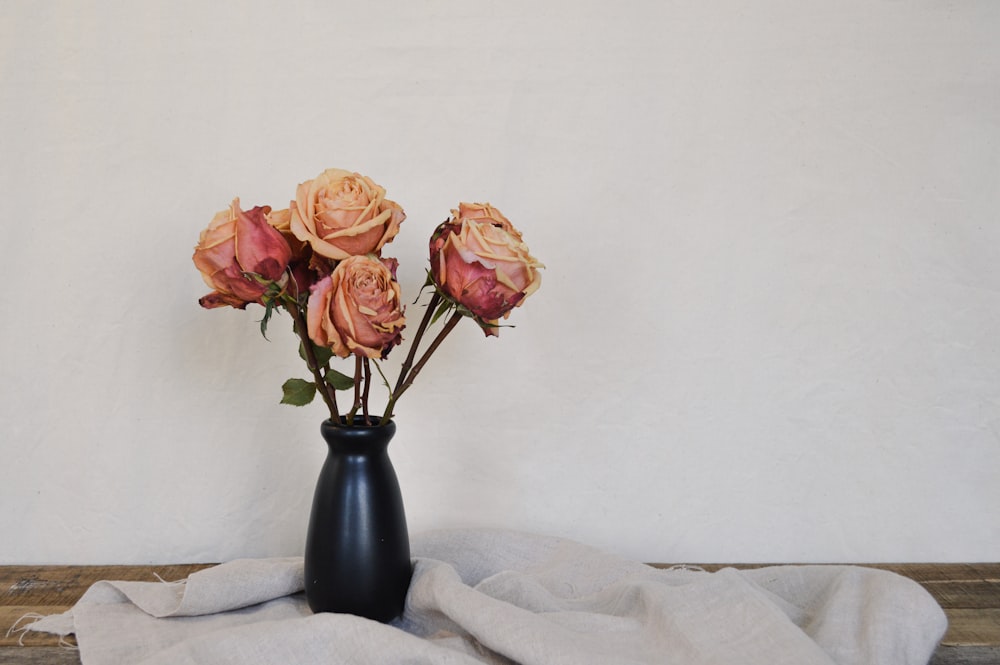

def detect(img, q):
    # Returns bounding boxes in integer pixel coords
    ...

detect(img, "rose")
[307,254,406,359]
[429,203,543,335]
[266,207,310,260]
[290,168,405,260]
[265,207,317,297]
[193,199,292,309]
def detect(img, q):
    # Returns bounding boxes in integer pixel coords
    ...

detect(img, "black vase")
[303,418,412,621]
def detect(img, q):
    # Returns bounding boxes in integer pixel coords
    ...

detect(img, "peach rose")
[307,254,406,359]
[290,168,405,260]
[266,207,310,259]
[429,203,543,336]
[266,206,316,298]
[193,199,292,309]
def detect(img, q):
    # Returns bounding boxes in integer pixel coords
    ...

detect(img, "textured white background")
[1,1,998,565]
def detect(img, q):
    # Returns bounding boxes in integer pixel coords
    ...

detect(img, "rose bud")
[290,168,405,260]
[193,199,293,309]
[429,203,543,336]
[307,254,406,359]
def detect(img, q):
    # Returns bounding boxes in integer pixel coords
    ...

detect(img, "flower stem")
[381,311,462,422]
[362,358,372,425]
[289,303,339,421]
[348,356,363,425]
[393,291,441,395]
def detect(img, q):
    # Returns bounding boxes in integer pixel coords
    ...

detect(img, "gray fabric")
[26,529,947,665]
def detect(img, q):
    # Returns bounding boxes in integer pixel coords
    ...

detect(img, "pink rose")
[193,199,293,309]
[266,207,310,260]
[307,254,406,359]
[429,203,543,335]
[290,168,405,260]
[266,206,317,299]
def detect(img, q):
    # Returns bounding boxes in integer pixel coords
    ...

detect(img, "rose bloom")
[290,168,405,260]
[265,206,316,297]
[193,199,292,309]
[266,207,309,260]
[307,254,406,359]
[429,203,543,336]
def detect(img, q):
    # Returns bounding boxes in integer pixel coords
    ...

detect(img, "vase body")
[304,418,412,621]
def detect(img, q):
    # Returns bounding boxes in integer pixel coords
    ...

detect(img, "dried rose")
[290,168,405,260]
[429,203,543,336]
[265,206,316,299]
[266,207,309,260]
[193,199,292,309]
[307,254,405,359]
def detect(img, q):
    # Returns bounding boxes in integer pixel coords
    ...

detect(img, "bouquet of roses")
[192,168,543,426]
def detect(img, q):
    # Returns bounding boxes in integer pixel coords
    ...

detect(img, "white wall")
[1,1,998,565]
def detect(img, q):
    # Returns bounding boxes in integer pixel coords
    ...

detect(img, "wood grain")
[0,564,214,648]
[0,646,81,665]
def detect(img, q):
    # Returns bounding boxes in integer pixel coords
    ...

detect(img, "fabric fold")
[22,529,947,665]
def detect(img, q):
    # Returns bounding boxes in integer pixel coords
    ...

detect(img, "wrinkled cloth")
[25,529,947,665]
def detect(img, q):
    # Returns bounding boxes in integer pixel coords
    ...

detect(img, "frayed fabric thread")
[152,572,187,586]
[3,568,185,655]
[6,612,78,650]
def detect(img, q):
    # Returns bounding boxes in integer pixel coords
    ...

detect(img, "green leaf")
[259,300,278,340]
[299,341,333,369]
[430,297,454,325]
[325,368,356,391]
[314,345,333,367]
[280,378,316,406]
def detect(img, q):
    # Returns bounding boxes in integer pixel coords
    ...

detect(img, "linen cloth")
[25,529,947,665]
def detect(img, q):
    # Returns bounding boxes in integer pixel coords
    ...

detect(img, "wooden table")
[2,563,997,664]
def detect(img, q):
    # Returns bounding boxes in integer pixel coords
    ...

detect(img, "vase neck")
[320,419,396,455]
